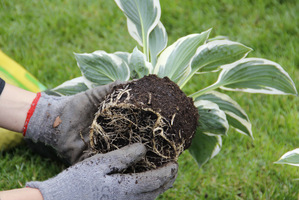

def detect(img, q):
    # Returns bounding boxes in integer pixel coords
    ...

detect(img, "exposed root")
[89,87,185,171]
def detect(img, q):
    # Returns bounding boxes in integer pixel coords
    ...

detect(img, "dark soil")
[89,75,199,171]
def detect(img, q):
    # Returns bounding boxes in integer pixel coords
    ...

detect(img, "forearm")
[0,188,43,200]
[0,83,36,133]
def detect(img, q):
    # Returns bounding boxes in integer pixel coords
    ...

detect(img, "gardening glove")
[26,143,178,200]
[24,81,124,165]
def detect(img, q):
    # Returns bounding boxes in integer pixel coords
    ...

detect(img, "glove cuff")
[23,92,41,136]
[24,92,68,144]
[26,168,86,200]
[26,180,64,200]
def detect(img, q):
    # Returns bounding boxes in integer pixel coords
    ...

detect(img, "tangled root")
[89,86,185,171]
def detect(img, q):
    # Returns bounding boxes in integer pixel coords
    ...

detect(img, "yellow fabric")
[0,50,46,92]
[0,50,47,150]
[0,129,24,150]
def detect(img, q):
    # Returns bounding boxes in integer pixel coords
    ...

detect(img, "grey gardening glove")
[24,81,123,165]
[26,143,178,200]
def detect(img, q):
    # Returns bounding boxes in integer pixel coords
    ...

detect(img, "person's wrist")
[0,83,37,133]
[0,188,44,200]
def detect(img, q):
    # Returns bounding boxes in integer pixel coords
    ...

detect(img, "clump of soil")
[89,75,198,172]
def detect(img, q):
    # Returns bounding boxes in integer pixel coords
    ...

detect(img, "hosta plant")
[50,0,298,170]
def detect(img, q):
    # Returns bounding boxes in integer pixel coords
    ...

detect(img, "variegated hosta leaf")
[149,21,168,66]
[207,35,229,42]
[154,29,211,83]
[129,47,153,79]
[189,131,222,168]
[51,77,89,96]
[195,100,229,136]
[114,51,130,65]
[218,58,298,95]
[275,148,299,167]
[192,40,252,73]
[191,58,298,98]
[195,91,252,137]
[75,51,130,86]
[115,0,161,59]
[179,40,252,88]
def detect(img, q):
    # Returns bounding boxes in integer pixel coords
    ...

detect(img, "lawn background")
[0,0,298,199]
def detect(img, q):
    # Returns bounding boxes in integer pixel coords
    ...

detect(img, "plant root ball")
[89,75,199,172]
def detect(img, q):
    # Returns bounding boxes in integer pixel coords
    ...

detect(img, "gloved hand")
[26,143,178,200]
[24,81,123,165]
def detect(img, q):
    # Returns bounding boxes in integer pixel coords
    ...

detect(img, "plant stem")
[143,42,149,62]
[178,71,195,89]
[136,2,149,62]
[189,82,221,99]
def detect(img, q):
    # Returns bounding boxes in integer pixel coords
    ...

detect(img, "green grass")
[0,0,298,199]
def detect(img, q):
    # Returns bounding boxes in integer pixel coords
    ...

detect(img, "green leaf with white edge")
[52,77,89,96]
[190,58,298,98]
[193,40,252,73]
[195,100,229,136]
[189,131,222,168]
[195,91,252,137]
[218,58,298,95]
[115,0,161,60]
[207,35,229,42]
[149,21,168,66]
[154,29,211,83]
[275,148,299,167]
[75,51,130,86]
[179,40,252,88]
[129,47,153,79]
[114,51,130,65]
